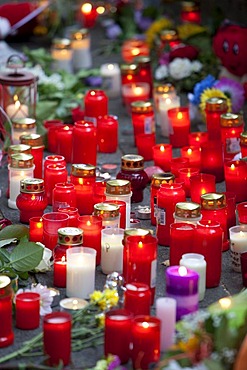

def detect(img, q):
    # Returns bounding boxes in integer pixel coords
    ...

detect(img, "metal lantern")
[0,54,38,121]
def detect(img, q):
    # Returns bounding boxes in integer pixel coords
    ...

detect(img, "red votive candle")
[53,256,67,288]
[0,276,14,347]
[52,182,77,212]
[224,191,236,234]
[71,121,97,165]
[181,145,201,169]
[80,3,98,28]
[224,160,247,203]
[190,173,216,204]
[97,115,118,153]
[43,119,64,153]
[44,155,66,172]
[200,140,224,183]
[240,132,247,158]
[15,292,40,330]
[58,207,80,227]
[178,167,200,198]
[29,217,43,243]
[121,39,149,63]
[170,157,189,178]
[104,309,133,364]
[84,90,108,125]
[135,56,153,98]
[122,83,150,114]
[124,282,151,316]
[170,223,195,266]
[136,133,156,161]
[43,312,72,366]
[152,144,172,172]
[20,134,44,179]
[181,2,201,24]
[220,113,243,161]
[44,164,68,205]
[56,125,74,163]
[131,315,160,370]
[167,107,190,148]
[188,131,208,147]
[193,220,223,288]
[131,101,155,146]
[205,97,228,141]
[42,212,69,251]
[93,179,106,204]
[77,215,102,265]
[237,202,247,224]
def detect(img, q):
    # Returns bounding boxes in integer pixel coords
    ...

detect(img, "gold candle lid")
[106,179,131,195]
[10,153,34,168]
[121,154,144,171]
[0,275,12,297]
[120,63,138,75]
[182,1,199,11]
[52,38,71,49]
[240,132,247,146]
[8,144,31,156]
[205,97,227,112]
[20,133,44,148]
[131,101,153,113]
[57,227,83,246]
[201,193,226,209]
[160,29,179,41]
[94,202,120,218]
[71,164,96,177]
[123,228,152,242]
[175,201,201,218]
[220,113,243,128]
[20,178,44,193]
[151,173,175,187]
[12,118,36,130]
[153,83,176,95]
[71,28,89,40]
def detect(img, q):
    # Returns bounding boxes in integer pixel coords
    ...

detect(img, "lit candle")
[121,39,149,63]
[169,223,196,266]
[178,167,200,197]
[131,316,161,369]
[152,144,172,172]
[166,265,199,320]
[29,217,44,243]
[205,97,228,141]
[52,182,77,212]
[54,256,67,287]
[51,38,73,73]
[224,160,247,203]
[156,297,176,351]
[43,120,64,153]
[124,282,151,316]
[81,2,98,28]
[66,247,96,299]
[43,312,71,366]
[220,113,243,161]
[0,276,14,347]
[180,253,207,301]
[6,96,29,120]
[20,133,44,179]
[44,163,68,206]
[170,157,189,178]
[56,125,73,163]
[42,212,69,251]
[188,131,208,147]
[100,63,121,98]
[167,107,190,148]
[101,228,125,275]
[157,94,181,137]
[59,297,88,313]
[15,292,40,330]
[131,101,155,146]
[84,90,108,125]
[71,121,97,165]
[181,145,201,169]
[229,225,247,272]
[11,118,36,145]
[122,83,150,113]
[190,173,216,204]
[236,202,247,225]
[200,141,224,183]
[71,28,92,71]
[104,200,126,230]
[136,133,156,161]
[97,115,118,153]
[180,2,201,23]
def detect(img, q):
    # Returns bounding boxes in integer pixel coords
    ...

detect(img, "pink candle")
[152,144,172,172]
[77,215,102,265]
[56,125,73,163]
[15,292,40,330]
[122,83,150,113]
[178,167,200,198]
[224,160,247,203]
[167,107,190,148]
[200,141,224,183]
[136,133,156,161]
[29,217,43,242]
[181,145,201,169]
[190,173,216,204]
[188,131,208,147]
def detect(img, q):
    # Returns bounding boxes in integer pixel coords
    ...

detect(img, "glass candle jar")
[220,112,243,161]
[180,253,206,301]
[70,164,96,215]
[84,90,108,125]
[52,182,77,212]
[44,163,68,206]
[51,38,72,73]
[53,227,83,288]
[71,28,92,71]
[224,160,247,203]
[150,172,175,226]
[8,153,34,209]
[11,118,36,145]
[201,193,229,251]
[131,101,155,146]
[56,125,74,163]
[20,133,44,179]
[93,202,120,229]
[97,115,118,153]
[0,275,14,347]
[71,121,97,165]
[135,56,153,98]
[174,201,202,225]
[77,215,102,265]
[170,222,196,266]
[240,132,247,158]
[105,179,132,228]
[205,97,228,141]
[152,144,173,172]
[123,282,151,316]
[120,63,138,86]
[58,207,80,228]
[16,178,48,224]
[116,154,149,203]
[167,107,190,147]
[180,145,201,169]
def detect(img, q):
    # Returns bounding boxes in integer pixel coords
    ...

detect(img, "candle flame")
[79,178,84,185]
[134,87,143,95]
[86,220,91,226]
[64,125,70,131]
[195,136,200,142]
[61,256,66,262]
[96,5,105,14]
[90,90,96,96]
[13,94,18,102]
[166,98,171,104]
[160,145,165,152]
[81,3,92,14]
[15,100,21,109]
[142,321,149,329]
[177,112,183,120]
[240,231,245,238]
[107,64,114,70]
[127,74,133,81]
[230,164,235,171]
[187,148,193,156]
[37,220,43,229]
[31,195,36,201]
[201,188,206,195]
[178,266,187,276]
[131,48,140,56]
[219,297,232,309]
[138,241,143,249]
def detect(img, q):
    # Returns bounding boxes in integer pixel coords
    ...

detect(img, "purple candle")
[165,265,199,320]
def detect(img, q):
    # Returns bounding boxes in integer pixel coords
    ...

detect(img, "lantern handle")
[6,55,25,74]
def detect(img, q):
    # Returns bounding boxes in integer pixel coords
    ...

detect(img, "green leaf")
[0,248,11,263]
[204,358,226,370]
[9,238,43,272]
[0,225,29,241]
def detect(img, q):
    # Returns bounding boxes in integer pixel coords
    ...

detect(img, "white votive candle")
[60,297,88,313]
[100,63,121,98]
[229,225,247,272]
[101,228,125,275]
[157,95,180,137]
[156,297,176,352]
[180,253,206,301]
[71,29,92,70]
[6,101,29,120]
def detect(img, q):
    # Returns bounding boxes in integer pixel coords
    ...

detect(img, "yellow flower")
[199,88,231,116]
[90,290,104,303]
[177,23,207,40]
[178,335,200,353]
[89,289,119,311]
[95,313,105,328]
[104,288,119,308]
[145,17,174,47]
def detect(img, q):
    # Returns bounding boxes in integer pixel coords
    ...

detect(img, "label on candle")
[150,259,157,288]
[84,116,97,126]
[226,138,240,154]
[156,207,166,225]
[144,117,154,134]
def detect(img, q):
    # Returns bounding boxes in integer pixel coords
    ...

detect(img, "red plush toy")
[213,22,247,97]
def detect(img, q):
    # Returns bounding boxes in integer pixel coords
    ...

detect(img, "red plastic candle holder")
[170,223,195,266]
[180,145,201,169]
[205,98,228,141]
[58,207,80,227]
[15,292,40,330]
[122,83,150,114]
[152,144,172,172]
[131,101,155,145]
[71,121,97,165]
[44,164,68,205]
[77,215,102,265]
[0,276,14,347]
[237,202,247,224]
[200,140,224,183]
[170,157,189,178]
[84,90,108,125]
[124,282,151,316]
[97,115,118,153]
[56,125,74,163]
[44,155,66,173]
[29,216,44,243]
[190,173,216,204]
[167,107,190,148]
[178,167,200,198]
[52,182,77,212]
[42,212,69,251]
[43,119,64,153]
[224,160,247,203]
[136,133,156,161]
[53,256,67,288]
[121,39,149,63]
[188,131,208,147]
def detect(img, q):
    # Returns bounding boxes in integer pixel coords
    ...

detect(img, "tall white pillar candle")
[180,253,206,301]
[157,95,180,137]
[101,228,125,274]
[66,247,96,299]
[71,30,92,71]
[156,297,176,352]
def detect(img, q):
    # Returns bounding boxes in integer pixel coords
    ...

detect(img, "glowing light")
[86,220,91,227]
[177,112,183,120]
[187,148,193,156]
[219,297,232,309]
[230,164,235,171]
[142,321,149,329]
[96,5,105,14]
[90,91,96,96]
[81,3,93,14]
[61,256,66,263]
[138,241,143,249]
[107,64,114,71]
[131,48,140,56]
[127,74,133,81]
[160,145,165,152]
[134,87,143,95]
[178,266,187,276]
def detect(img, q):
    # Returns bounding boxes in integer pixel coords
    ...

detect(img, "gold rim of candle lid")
[12,118,36,130]
[175,201,201,218]
[160,29,179,41]
[71,164,96,177]
[120,63,138,75]
[131,100,153,113]
[134,56,151,65]
[20,133,44,148]
[0,275,12,297]
[240,132,247,145]
[71,28,89,40]
[20,178,44,193]
[8,144,31,156]
[121,154,144,171]
[57,227,83,246]
[106,179,131,195]
[201,193,226,209]
[52,38,71,49]
[220,113,243,127]
[94,202,120,218]
[151,172,175,187]
[181,1,199,11]
[205,97,228,111]
[10,153,34,168]
[124,228,152,239]
[153,83,176,94]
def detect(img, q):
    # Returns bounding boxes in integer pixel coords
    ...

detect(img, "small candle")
[131,100,155,146]
[121,39,149,63]
[71,28,92,71]
[72,121,97,165]
[29,217,43,243]
[181,145,201,169]
[42,212,69,251]
[51,38,72,73]
[224,160,247,203]
[152,144,172,172]
[170,157,189,178]
[0,276,14,347]
[124,282,151,316]
[97,115,118,153]
[101,228,125,275]
[136,133,156,161]
[190,173,216,204]
[6,98,29,120]
[84,90,108,125]
[56,125,73,163]
[237,202,247,224]
[15,292,40,330]
[205,97,228,141]
[54,256,67,287]
[167,107,190,148]
[178,167,200,198]
[188,131,208,147]
[200,140,224,183]
[157,94,180,137]
[122,83,150,113]
[229,225,247,272]
[156,297,176,351]
[169,223,196,266]
[100,63,121,98]
[43,312,71,366]
[44,163,68,206]
[81,3,98,28]
[59,297,88,312]
[166,266,199,320]
[43,120,64,153]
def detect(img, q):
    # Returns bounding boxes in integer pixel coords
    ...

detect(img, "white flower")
[15,283,53,316]
[34,242,52,273]
[168,58,192,80]
[155,64,168,80]
[191,60,203,73]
